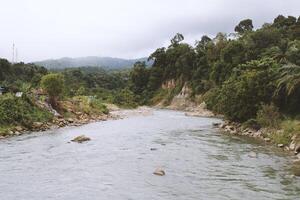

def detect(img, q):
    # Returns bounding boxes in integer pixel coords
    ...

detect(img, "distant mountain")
[34,56,152,69]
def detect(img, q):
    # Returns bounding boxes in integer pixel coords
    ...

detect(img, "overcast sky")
[0,0,299,62]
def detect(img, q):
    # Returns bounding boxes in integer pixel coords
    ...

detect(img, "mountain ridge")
[34,56,152,69]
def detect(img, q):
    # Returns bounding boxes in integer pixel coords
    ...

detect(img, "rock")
[290,142,296,151]
[220,123,227,129]
[278,144,284,148]
[284,146,290,151]
[67,118,74,123]
[248,151,257,158]
[264,138,271,142]
[212,122,221,128]
[14,131,22,136]
[295,145,300,154]
[14,126,23,132]
[0,136,5,139]
[153,167,165,176]
[71,135,91,143]
[150,148,157,151]
[32,122,43,129]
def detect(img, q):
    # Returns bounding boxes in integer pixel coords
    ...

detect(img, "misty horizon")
[0,0,299,62]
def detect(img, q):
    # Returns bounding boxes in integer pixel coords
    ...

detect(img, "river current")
[0,110,299,200]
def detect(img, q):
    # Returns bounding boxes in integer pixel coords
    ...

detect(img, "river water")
[0,110,299,200]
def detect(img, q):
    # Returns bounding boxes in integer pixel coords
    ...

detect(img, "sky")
[0,0,299,62]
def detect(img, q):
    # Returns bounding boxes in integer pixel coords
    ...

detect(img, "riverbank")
[218,121,300,159]
[0,104,154,140]
[0,98,119,139]
[0,112,116,140]
[154,84,300,164]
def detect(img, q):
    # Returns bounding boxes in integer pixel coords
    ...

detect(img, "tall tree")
[234,19,253,34]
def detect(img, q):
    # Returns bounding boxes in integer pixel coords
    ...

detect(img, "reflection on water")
[0,110,299,200]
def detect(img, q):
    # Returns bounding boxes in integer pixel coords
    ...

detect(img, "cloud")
[0,0,299,62]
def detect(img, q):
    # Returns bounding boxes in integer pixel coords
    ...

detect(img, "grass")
[0,125,14,136]
[269,119,300,145]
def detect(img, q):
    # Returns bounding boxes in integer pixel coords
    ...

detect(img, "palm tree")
[275,64,300,97]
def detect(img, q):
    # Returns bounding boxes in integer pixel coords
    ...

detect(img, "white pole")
[12,43,15,64]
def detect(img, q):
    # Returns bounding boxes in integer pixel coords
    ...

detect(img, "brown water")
[0,110,299,200]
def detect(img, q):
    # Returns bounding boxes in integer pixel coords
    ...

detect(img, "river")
[0,109,299,200]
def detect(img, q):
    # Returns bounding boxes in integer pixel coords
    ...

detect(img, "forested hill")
[34,56,152,70]
[129,15,300,123]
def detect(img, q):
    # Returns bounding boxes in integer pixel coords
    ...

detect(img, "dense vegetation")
[129,15,300,125]
[0,62,126,134]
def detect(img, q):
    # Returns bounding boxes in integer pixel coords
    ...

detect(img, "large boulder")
[71,135,91,143]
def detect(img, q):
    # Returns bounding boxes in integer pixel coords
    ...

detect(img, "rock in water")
[248,151,257,158]
[71,135,91,143]
[153,167,165,176]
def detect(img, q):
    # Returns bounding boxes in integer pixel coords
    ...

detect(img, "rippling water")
[0,110,299,200]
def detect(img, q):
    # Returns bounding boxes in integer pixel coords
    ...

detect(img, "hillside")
[34,56,152,69]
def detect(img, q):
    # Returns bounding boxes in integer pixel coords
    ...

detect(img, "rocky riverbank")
[0,112,118,140]
[217,121,300,162]
[0,105,154,140]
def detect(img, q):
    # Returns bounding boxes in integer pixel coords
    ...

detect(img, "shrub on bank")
[256,104,281,128]
[0,94,53,127]
[70,96,109,115]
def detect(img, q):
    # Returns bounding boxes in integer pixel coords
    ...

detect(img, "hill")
[34,56,152,69]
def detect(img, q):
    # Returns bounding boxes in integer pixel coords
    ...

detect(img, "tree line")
[129,15,300,124]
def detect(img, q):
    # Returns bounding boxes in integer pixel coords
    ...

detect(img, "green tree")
[170,33,184,46]
[234,19,254,34]
[41,73,65,108]
[208,58,278,122]
[130,61,149,94]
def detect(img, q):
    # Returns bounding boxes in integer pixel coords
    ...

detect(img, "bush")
[242,119,261,130]
[256,104,281,128]
[0,94,53,127]
[71,96,108,114]
[112,88,138,108]
[90,99,109,114]
[41,73,65,108]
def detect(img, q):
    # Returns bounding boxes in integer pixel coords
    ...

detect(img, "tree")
[208,58,278,122]
[234,19,253,34]
[275,64,300,114]
[170,33,184,46]
[41,73,65,108]
[130,61,149,94]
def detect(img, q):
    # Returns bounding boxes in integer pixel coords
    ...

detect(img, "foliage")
[0,59,48,88]
[71,96,108,115]
[41,73,65,98]
[270,120,300,145]
[0,94,53,127]
[234,19,254,34]
[256,104,281,128]
[112,88,138,108]
[242,119,261,130]
[207,58,278,122]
